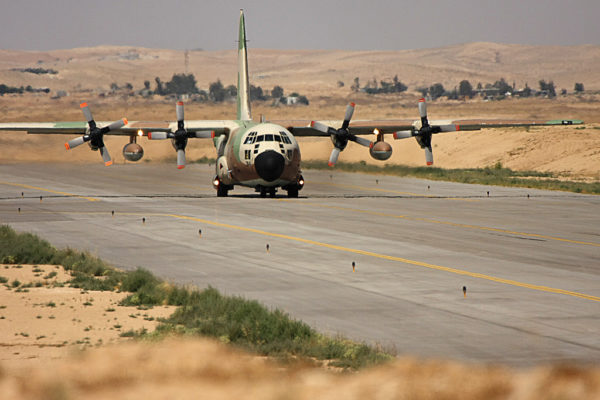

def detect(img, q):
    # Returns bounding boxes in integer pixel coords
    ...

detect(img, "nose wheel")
[259,187,276,198]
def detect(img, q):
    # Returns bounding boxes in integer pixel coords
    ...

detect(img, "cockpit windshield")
[244,130,292,145]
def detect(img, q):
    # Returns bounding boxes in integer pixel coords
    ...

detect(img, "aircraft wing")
[278,118,584,137]
[275,119,415,137]
[0,120,233,136]
[446,118,584,131]
[275,98,584,167]
[0,121,129,135]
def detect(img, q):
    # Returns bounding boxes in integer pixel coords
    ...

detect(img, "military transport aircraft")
[0,10,583,198]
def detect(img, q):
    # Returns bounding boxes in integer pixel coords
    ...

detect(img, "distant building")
[283,96,299,105]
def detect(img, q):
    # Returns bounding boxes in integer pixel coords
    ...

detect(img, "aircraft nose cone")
[254,150,285,182]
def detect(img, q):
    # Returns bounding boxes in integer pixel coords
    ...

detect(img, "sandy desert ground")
[0,264,173,371]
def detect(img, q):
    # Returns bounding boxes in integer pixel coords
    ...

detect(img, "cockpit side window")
[279,131,292,144]
[274,135,281,142]
[243,131,257,144]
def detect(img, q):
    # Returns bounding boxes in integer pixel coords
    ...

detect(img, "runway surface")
[1,162,599,366]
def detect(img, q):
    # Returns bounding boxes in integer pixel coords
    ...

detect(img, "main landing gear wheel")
[287,186,299,198]
[269,188,276,198]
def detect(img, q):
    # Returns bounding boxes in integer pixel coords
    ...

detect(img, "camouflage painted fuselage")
[215,121,301,188]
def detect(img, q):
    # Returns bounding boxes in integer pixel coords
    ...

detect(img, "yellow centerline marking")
[311,181,477,201]
[0,181,99,202]
[161,213,600,302]
[18,209,597,302]
[282,201,600,248]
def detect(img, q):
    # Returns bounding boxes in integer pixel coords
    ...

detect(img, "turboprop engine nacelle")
[369,140,392,160]
[123,143,144,162]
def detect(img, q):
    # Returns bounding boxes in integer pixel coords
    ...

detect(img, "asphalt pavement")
[1,162,598,366]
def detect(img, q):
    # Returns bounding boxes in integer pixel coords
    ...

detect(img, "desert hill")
[1,42,599,95]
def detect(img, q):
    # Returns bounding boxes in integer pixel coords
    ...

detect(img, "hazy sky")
[1,0,598,51]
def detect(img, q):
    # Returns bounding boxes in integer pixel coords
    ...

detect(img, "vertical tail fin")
[237,9,252,121]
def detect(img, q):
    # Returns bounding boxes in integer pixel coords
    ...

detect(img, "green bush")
[0,226,56,264]
[70,271,121,291]
[121,268,159,292]
[154,287,392,368]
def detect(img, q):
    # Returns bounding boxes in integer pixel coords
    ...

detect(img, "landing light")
[298,179,304,186]
[213,179,220,186]
[373,128,380,135]
[137,129,144,137]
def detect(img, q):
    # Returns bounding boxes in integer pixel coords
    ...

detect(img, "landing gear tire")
[287,186,299,198]
[260,187,267,198]
[217,185,229,197]
[269,188,276,198]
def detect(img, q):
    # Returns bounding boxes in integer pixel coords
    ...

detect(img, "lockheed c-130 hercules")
[0,10,583,198]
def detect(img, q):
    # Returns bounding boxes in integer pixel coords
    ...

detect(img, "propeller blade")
[328,147,341,167]
[177,149,186,169]
[342,102,355,129]
[418,98,427,119]
[424,146,433,166]
[310,121,331,134]
[191,130,215,139]
[148,131,169,140]
[65,136,85,150]
[437,124,460,132]
[106,118,128,132]
[418,98,430,128]
[393,130,413,140]
[353,136,373,148]
[100,146,113,166]
[80,102,94,123]
[176,101,184,123]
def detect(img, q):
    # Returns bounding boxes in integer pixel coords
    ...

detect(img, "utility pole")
[184,50,189,74]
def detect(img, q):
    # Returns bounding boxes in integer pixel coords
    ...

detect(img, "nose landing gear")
[258,186,277,198]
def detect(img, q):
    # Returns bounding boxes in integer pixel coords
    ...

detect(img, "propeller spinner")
[393,98,459,165]
[311,102,373,167]
[148,101,214,169]
[65,102,127,166]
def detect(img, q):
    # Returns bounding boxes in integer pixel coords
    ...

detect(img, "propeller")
[392,98,459,165]
[310,102,373,167]
[64,102,127,166]
[147,101,214,169]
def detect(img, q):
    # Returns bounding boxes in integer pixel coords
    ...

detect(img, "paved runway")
[1,163,599,366]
